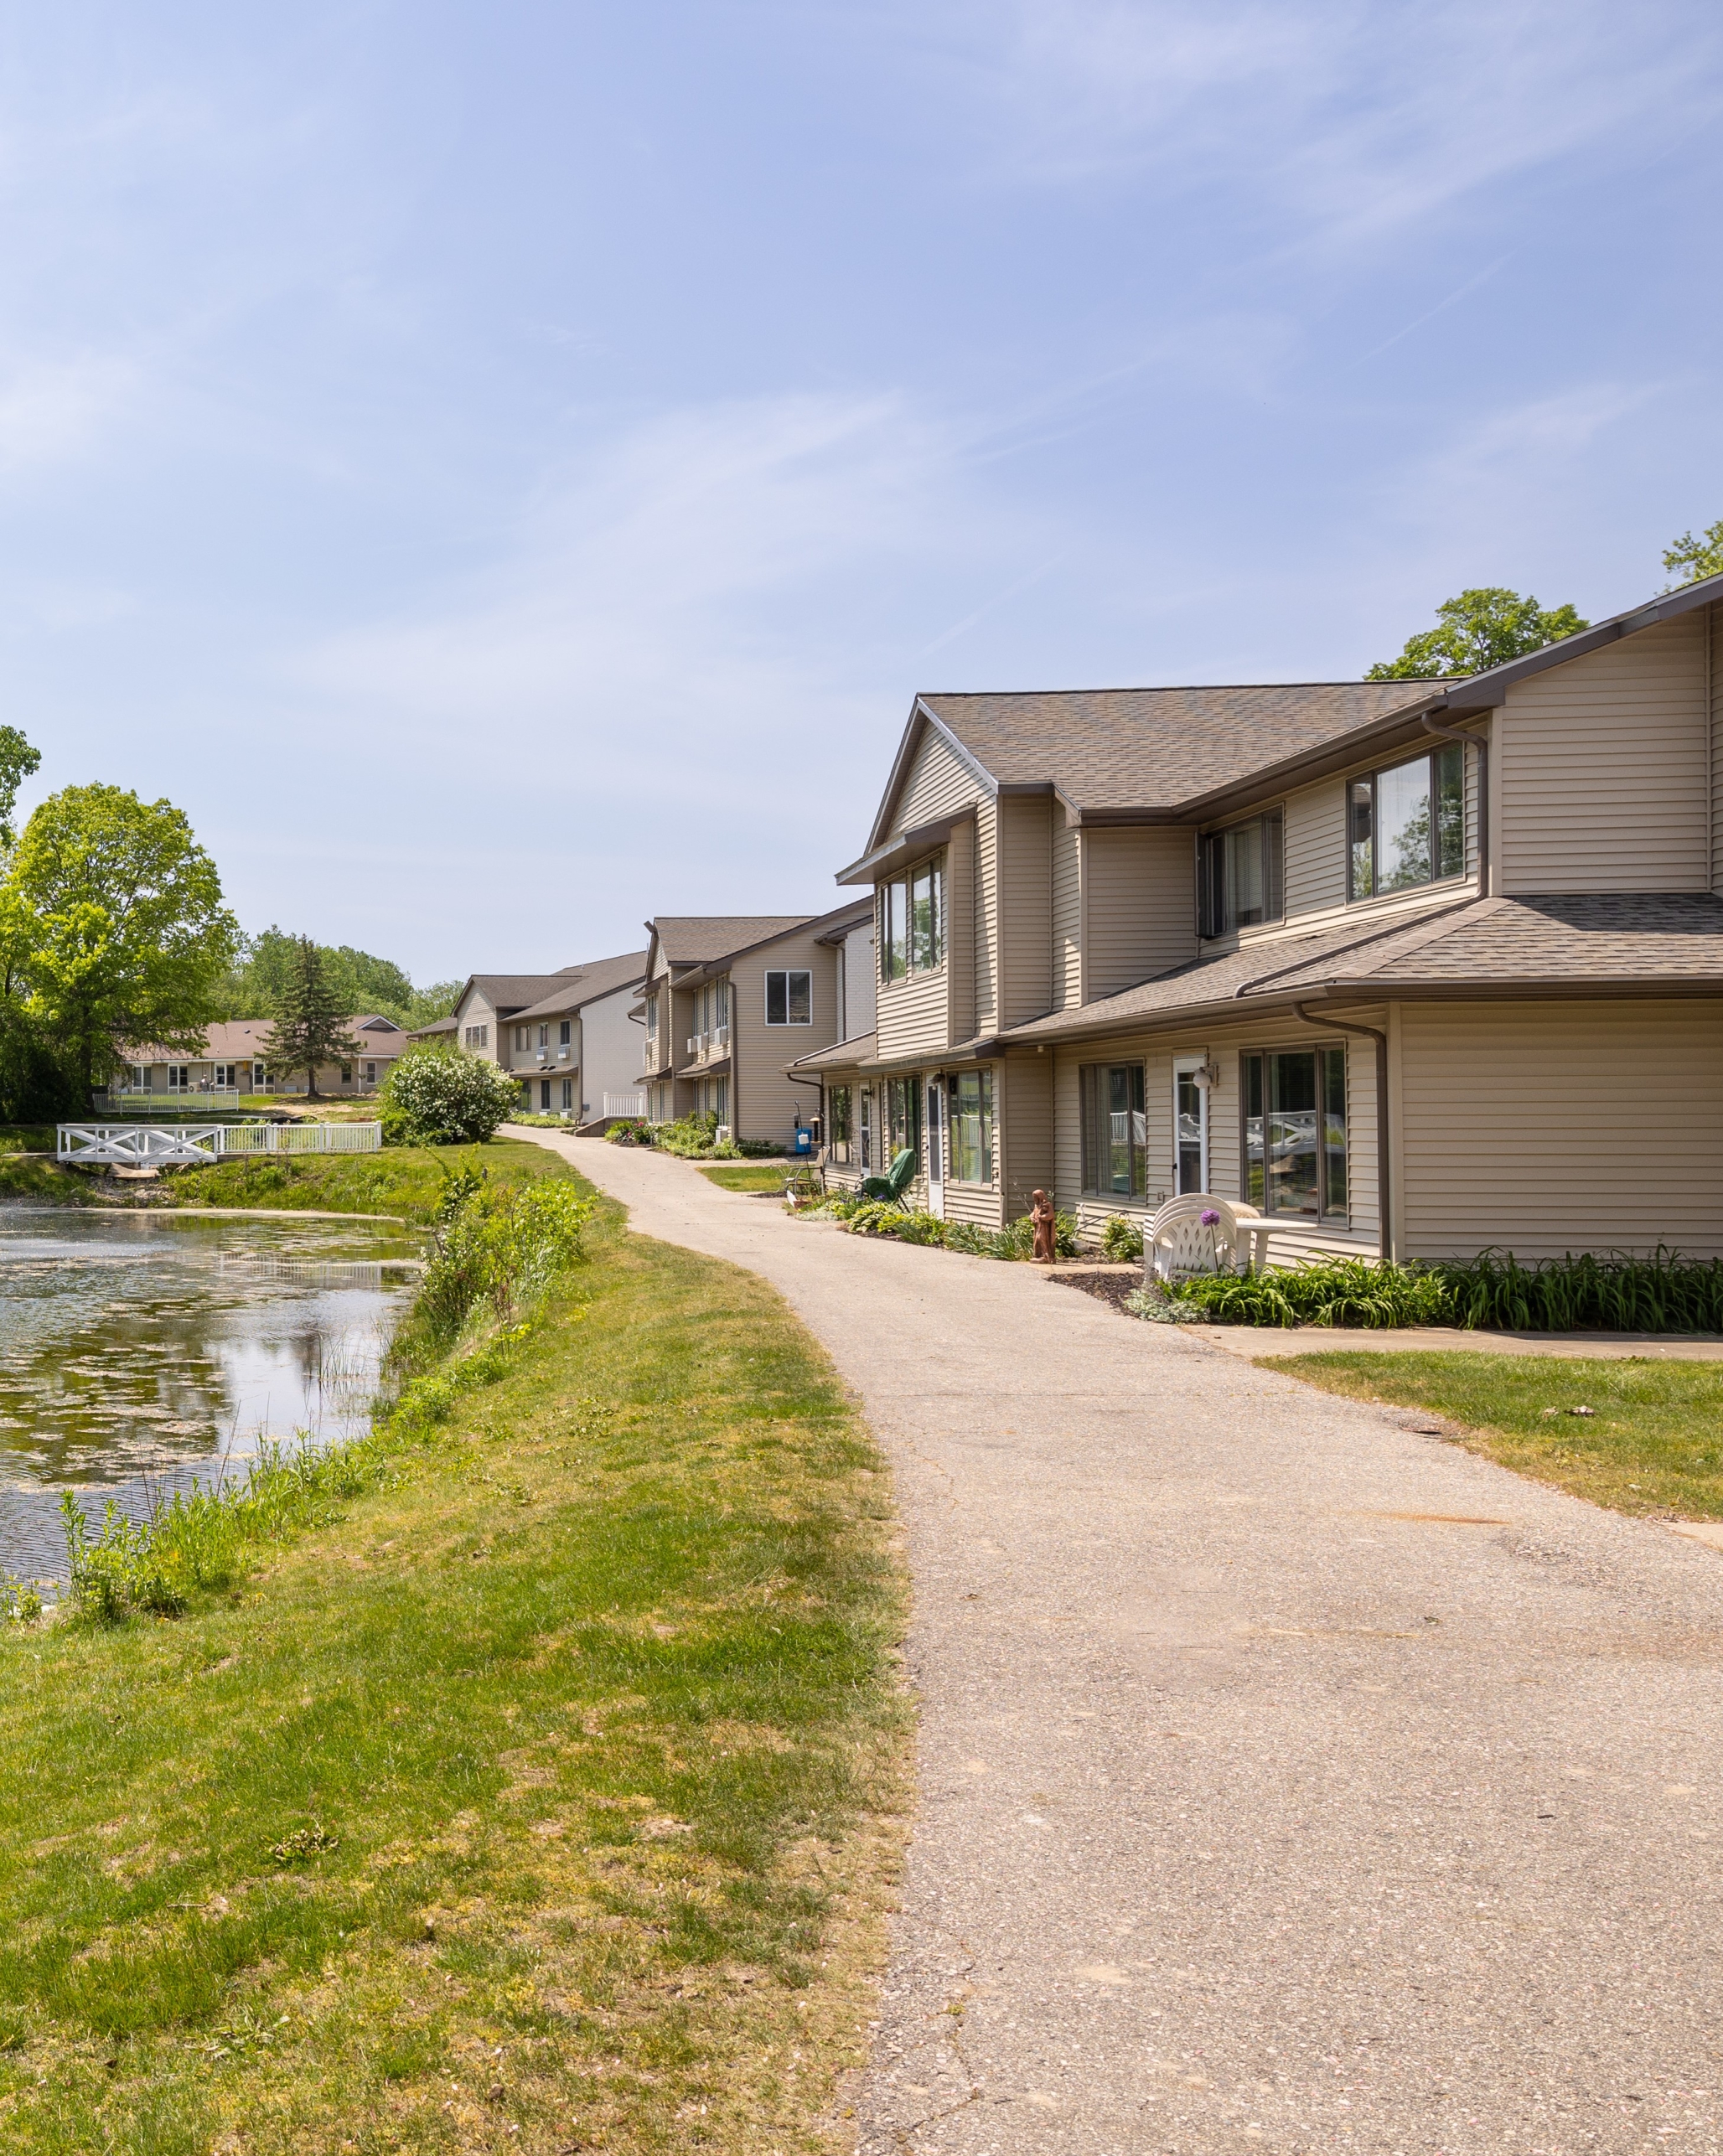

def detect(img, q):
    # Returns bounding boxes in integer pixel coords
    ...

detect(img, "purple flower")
[1199,1208,1220,1227]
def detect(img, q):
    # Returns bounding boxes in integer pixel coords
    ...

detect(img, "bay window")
[1348,743,1464,900]
[951,1070,994,1184]
[1200,809,1284,938]
[1242,1047,1348,1220]
[1079,1062,1148,1197]
[879,854,945,981]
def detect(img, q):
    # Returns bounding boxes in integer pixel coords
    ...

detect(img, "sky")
[0,1,1719,980]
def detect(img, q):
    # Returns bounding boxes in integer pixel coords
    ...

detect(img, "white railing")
[56,1122,383,1165]
[603,1091,647,1120]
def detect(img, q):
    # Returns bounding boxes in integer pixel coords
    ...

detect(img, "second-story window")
[463,1024,489,1049]
[1200,809,1284,938]
[559,1020,571,1047]
[765,969,812,1025]
[1348,743,1464,900]
[880,854,945,980]
[538,1024,549,1049]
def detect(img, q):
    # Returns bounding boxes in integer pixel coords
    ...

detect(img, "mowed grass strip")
[171,1139,570,1223]
[696,1166,787,1195]
[0,1194,908,2153]
[1266,1350,1723,1518]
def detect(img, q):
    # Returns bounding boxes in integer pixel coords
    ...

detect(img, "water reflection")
[0,1207,420,1583]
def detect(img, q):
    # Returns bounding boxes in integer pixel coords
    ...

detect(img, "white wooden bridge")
[55,1122,383,1166]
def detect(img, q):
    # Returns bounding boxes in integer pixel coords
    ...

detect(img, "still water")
[0,1207,422,1583]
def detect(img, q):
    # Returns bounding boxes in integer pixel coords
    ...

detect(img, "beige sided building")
[798,570,1723,1261]
[638,906,871,1146]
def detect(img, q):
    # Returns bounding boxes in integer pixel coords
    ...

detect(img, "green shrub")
[403,1167,597,1352]
[381,1044,520,1145]
[606,1119,652,1146]
[1101,1215,1146,1264]
[652,1111,722,1158]
[1156,1245,1723,1333]
[1164,1257,1453,1329]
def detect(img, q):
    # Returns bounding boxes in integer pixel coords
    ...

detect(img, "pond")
[0,1207,422,1585]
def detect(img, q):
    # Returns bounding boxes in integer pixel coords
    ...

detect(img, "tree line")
[0,734,458,1120]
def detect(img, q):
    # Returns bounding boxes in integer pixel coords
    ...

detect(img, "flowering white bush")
[381,1046,521,1145]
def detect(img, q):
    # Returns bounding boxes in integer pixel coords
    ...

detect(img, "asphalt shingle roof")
[1001,893,1723,1044]
[652,916,818,965]
[510,949,649,1021]
[919,682,1443,813]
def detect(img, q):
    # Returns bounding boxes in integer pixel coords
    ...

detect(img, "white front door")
[925,1080,945,1219]
[1173,1056,1209,1195]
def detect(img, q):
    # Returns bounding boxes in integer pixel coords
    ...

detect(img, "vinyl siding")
[1711,602,1723,893]
[899,729,986,827]
[727,928,845,1144]
[948,820,977,1044]
[1397,999,1723,1259]
[1082,827,1199,999]
[997,795,1053,1026]
[975,799,1000,1031]
[998,1053,1053,1219]
[876,963,950,1060]
[1498,612,1709,893]
[1053,819,1081,1011]
[1044,1011,1384,1257]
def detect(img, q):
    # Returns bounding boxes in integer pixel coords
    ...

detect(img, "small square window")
[765,969,812,1024]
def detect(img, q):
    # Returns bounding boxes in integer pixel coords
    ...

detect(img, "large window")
[1243,1047,1348,1219]
[879,855,945,981]
[765,969,812,1025]
[883,1076,921,1163]
[828,1083,853,1163]
[464,1024,489,1049]
[1079,1062,1148,1197]
[1348,744,1464,900]
[1199,809,1284,938]
[951,1070,994,1184]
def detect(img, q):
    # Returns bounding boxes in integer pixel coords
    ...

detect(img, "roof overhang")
[836,809,975,887]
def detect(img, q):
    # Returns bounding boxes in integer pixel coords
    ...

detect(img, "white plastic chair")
[1144,1194,1261,1282]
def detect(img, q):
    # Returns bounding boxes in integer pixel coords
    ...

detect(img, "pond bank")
[0,1166,908,2155]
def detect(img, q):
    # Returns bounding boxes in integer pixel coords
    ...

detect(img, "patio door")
[1173,1056,1208,1195]
[925,1079,945,1219]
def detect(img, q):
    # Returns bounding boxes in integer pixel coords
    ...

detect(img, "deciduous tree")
[1663,520,1723,589]
[6,784,237,1101]
[1366,587,1588,680]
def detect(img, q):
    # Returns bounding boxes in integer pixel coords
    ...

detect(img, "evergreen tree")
[261,937,360,1098]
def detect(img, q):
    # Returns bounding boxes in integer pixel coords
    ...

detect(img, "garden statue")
[1030,1187,1058,1264]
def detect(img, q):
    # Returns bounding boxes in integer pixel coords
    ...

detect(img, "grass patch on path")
[1266,1350,1723,1518]
[0,1191,908,2153]
[697,1165,787,1195]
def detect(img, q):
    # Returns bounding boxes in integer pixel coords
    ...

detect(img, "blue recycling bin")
[790,1126,814,1157]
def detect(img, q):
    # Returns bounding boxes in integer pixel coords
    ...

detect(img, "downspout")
[1291,1002,1394,1264]
[1421,710,1489,897]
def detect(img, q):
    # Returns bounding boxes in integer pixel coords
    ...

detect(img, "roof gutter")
[1293,1002,1393,1263]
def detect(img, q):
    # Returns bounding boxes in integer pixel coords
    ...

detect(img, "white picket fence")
[602,1091,647,1119]
[56,1122,383,1166]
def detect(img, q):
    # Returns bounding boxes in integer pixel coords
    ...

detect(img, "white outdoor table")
[1234,1218,1311,1270]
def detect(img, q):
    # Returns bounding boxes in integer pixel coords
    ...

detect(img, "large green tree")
[6,784,238,1099]
[261,937,361,1098]
[221,927,455,1030]
[1663,520,1723,588]
[1366,587,1589,680]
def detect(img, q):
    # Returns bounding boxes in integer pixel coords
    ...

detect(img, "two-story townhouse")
[638,906,871,1143]
[803,569,1723,1262]
[438,972,586,1066]
[495,949,649,1123]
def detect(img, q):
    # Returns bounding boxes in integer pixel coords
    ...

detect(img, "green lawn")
[168,1140,570,1224]
[1267,1350,1723,1518]
[0,1184,908,2153]
[696,1164,789,1195]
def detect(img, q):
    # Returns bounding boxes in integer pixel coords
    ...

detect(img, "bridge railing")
[55,1122,383,1165]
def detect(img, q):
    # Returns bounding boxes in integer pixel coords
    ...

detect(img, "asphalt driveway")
[520,1133,1723,2155]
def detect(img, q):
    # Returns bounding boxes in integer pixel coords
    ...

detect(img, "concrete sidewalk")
[524,1132,1723,2154]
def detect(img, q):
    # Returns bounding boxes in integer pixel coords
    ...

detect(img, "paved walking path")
[520,1135,1723,2155]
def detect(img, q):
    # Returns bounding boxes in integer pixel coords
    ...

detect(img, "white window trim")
[763,969,814,1026]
